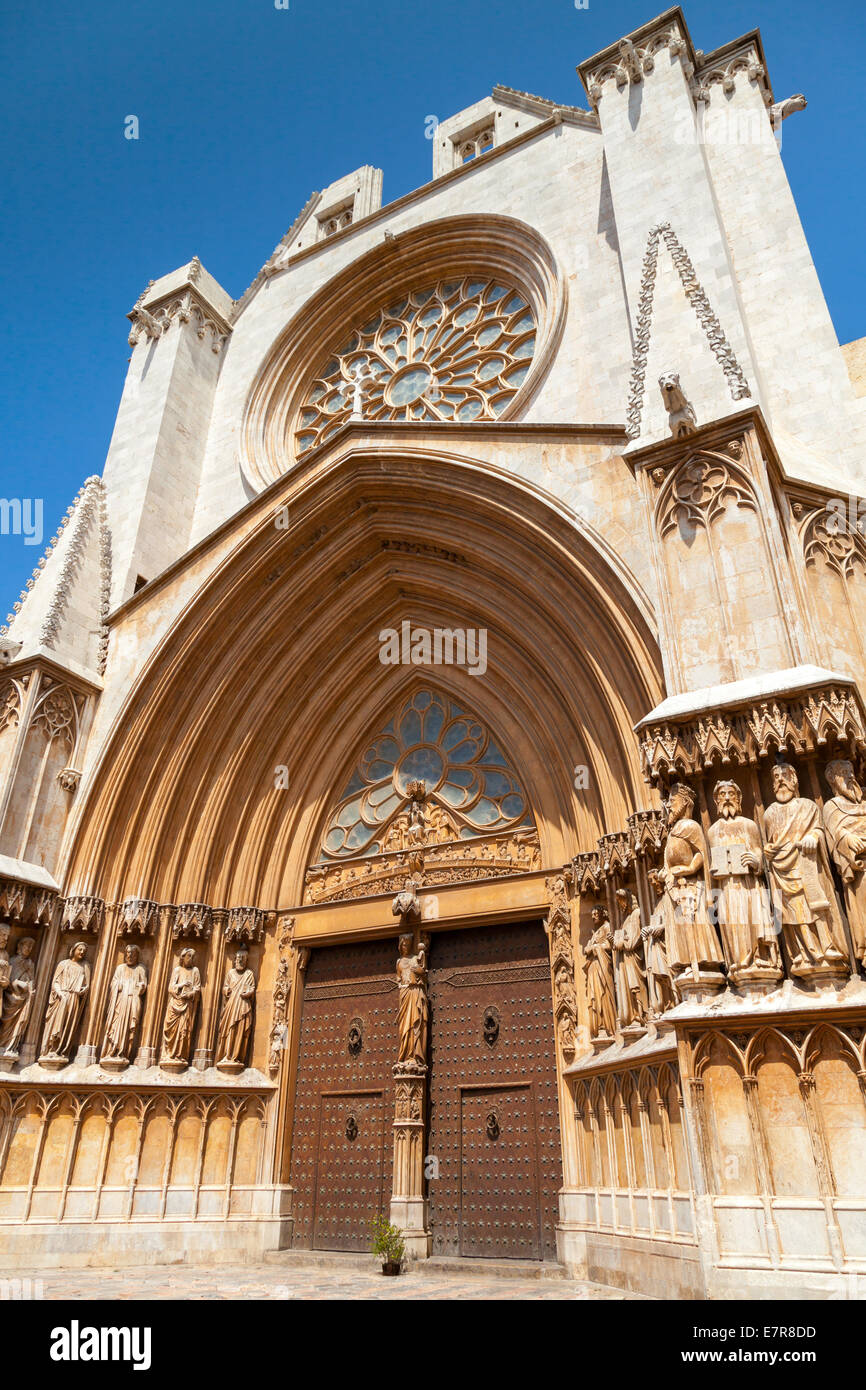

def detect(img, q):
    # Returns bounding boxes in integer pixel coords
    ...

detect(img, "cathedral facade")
[1,5,865,1298]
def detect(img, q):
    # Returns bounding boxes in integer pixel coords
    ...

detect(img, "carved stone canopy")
[638,678,866,787]
[60,894,104,936]
[225,907,267,943]
[118,898,160,937]
[171,904,213,940]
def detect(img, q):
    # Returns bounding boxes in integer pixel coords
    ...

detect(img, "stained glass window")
[318,689,534,859]
[294,277,537,456]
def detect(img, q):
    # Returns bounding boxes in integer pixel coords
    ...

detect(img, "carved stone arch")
[0,677,24,734]
[746,1025,801,1078]
[793,497,866,680]
[636,1065,656,1105]
[588,1076,604,1115]
[31,683,79,751]
[800,505,866,581]
[603,1073,621,1110]
[693,1030,746,1080]
[653,446,796,689]
[64,450,662,908]
[655,449,758,539]
[803,1022,860,1075]
[241,213,566,491]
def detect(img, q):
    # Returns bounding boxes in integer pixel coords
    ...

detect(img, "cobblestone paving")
[13,1262,644,1301]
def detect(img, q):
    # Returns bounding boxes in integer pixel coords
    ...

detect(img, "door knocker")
[482,1005,500,1047]
[348,1018,363,1056]
[346,1114,358,1141]
[485,1111,500,1141]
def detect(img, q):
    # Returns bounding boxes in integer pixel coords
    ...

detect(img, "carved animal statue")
[659,372,697,438]
[770,93,807,125]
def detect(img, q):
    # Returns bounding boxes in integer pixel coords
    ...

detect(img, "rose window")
[295,277,537,455]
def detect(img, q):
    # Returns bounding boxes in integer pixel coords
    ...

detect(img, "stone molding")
[625,222,751,440]
[2,476,112,676]
[304,827,542,904]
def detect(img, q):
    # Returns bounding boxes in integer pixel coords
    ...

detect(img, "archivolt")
[63,448,663,909]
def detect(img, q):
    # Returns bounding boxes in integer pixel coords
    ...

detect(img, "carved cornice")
[694,36,772,109]
[128,284,231,354]
[638,682,866,786]
[579,18,689,106]
[579,12,774,115]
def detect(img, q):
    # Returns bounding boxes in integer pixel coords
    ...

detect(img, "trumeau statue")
[215,948,256,1071]
[657,782,724,981]
[40,941,90,1064]
[0,937,36,1056]
[643,875,676,1013]
[707,780,781,982]
[612,889,648,1027]
[396,932,429,1068]
[160,947,201,1070]
[823,759,866,968]
[100,943,148,1068]
[764,762,849,978]
[584,903,617,1038]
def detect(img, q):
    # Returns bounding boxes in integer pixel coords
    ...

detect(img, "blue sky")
[1,0,863,609]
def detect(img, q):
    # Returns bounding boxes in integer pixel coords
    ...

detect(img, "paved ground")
[8,1260,642,1301]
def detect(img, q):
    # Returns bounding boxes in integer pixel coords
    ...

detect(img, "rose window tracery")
[319,689,533,860]
[295,277,537,455]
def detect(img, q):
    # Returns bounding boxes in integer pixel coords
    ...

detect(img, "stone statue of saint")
[40,941,90,1063]
[823,759,866,968]
[0,937,36,1056]
[763,762,849,978]
[707,780,780,982]
[100,944,148,1067]
[396,932,429,1068]
[0,926,10,1019]
[160,947,201,1069]
[643,875,676,1013]
[657,782,724,982]
[215,948,256,1071]
[583,903,617,1038]
[612,889,648,1027]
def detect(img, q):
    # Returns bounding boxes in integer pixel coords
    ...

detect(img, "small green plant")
[369,1214,405,1263]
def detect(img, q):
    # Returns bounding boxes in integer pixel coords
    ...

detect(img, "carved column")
[193,909,227,1070]
[389,890,430,1257]
[135,905,173,1069]
[272,917,309,1190]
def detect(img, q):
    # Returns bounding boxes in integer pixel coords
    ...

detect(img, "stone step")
[263,1247,569,1280]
